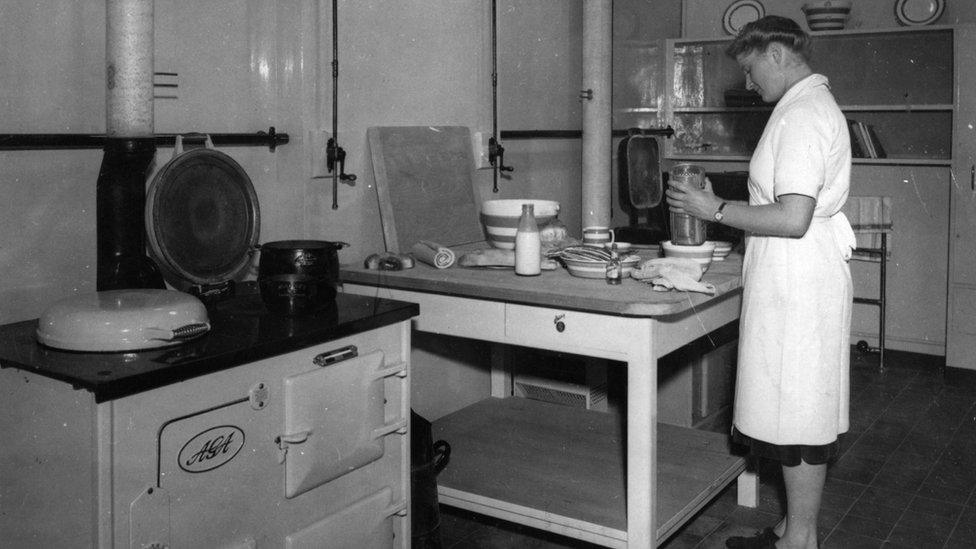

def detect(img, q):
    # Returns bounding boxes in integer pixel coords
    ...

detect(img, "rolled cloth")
[411,240,456,268]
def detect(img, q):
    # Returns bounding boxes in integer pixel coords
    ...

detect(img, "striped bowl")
[661,240,715,270]
[563,256,641,279]
[481,199,560,249]
[802,0,851,31]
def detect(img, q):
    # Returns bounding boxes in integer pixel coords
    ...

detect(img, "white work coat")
[733,74,857,446]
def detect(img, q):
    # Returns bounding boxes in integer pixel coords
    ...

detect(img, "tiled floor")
[431,348,976,548]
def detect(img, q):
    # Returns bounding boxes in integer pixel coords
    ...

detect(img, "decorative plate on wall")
[723,0,765,35]
[895,0,945,26]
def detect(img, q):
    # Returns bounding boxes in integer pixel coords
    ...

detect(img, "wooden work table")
[340,252,756,548]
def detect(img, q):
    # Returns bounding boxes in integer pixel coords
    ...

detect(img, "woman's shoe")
[725,527,779,548]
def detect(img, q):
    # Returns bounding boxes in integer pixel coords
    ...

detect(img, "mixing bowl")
[480,199,560,249]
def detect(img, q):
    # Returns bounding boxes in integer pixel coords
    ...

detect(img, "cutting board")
[367,126,485,253]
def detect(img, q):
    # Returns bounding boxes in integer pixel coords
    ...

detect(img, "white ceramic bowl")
[604,241,633,253]
[481,199,560,249]
[563,256,640,279]
[661,240,715,269]
[802,0,851,31]
[709,240,733,261]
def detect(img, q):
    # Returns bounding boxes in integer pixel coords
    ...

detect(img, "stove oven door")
[281,349,407,498]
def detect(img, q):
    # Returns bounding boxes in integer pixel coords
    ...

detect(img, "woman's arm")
[666,178,815,238]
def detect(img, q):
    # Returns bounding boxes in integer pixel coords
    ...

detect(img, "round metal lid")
[146,145,260,286]
[36,289,210,352]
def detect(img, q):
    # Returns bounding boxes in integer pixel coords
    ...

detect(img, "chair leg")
[878,233,886,373]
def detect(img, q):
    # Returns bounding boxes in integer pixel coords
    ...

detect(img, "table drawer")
[504,304,636,358]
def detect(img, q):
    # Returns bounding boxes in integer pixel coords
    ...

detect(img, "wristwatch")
[714,201,728,222]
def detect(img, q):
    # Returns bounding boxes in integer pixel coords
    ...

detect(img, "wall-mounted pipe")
[327,0,356,209]
[98,0,163,290]
[580,0,613,231]
[488,0,513,192]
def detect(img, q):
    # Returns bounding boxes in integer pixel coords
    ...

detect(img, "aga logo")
[178,425,245,473]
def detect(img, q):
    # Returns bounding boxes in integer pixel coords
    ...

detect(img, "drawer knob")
[554,314,566,333]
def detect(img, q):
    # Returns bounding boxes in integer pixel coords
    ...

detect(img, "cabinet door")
[947,26,976,369]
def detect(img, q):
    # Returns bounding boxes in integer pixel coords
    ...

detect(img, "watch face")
[714,211,724,221]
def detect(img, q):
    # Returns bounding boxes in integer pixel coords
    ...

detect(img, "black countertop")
[0,292,418,403]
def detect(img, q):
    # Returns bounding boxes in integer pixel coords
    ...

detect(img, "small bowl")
[604,242,632,253]
[661,240,715,269]
[481,199,560,249]
[708,240,733,261]
[563,256,640,279]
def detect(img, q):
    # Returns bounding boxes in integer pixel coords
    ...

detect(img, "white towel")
[411,240,456,269]
[842,196,892,262]
[630,257,715,294]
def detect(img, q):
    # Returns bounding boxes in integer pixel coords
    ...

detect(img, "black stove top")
[0,292,418,402]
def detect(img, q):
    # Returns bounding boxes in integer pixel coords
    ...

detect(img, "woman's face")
[737,46,786,103]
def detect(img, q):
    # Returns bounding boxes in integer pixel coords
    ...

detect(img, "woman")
[666,16,856,549]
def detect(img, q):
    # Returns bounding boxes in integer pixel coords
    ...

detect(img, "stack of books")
[847,119,886,159]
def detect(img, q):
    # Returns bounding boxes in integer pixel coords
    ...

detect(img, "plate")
[723,0,765,36]
[895,0,944,26]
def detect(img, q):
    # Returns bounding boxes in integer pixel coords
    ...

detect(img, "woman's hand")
[666,177,722,220]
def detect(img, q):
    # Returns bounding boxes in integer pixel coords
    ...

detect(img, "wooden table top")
[340,249,743,318]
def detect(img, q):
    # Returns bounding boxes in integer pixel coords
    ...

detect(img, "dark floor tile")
[916,480,972,505]
[823,476,868,499]
[820,489,857,515]
[870,469,927,492]
[822,528,886,549]
[895,439,945,461]
[845,498,904,525]
[855,486,914,511]
[892,509,955,544]
[834,513,895,540]
[886,524,948,549]
[829,456,884,485]
[908,494,965,521]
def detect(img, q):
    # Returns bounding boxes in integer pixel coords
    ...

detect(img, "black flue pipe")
[95,137,165,291]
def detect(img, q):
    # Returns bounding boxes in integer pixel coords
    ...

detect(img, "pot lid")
[146,137,260,286]
[36,289,210,352]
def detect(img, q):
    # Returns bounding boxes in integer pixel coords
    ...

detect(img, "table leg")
[489,343,512,398]
[737,470,759,508]
[626,322,656,547]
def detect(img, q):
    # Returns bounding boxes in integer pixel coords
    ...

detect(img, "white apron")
[733,74,857,446]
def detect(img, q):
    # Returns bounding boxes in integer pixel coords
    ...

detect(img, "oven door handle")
[275,429,312,463]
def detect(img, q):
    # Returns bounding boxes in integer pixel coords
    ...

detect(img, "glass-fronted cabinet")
[664,27,954,165]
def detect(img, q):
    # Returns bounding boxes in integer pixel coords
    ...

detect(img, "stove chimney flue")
[97,0,164,291]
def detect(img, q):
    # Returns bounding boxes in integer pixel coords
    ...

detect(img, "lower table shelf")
[432,397,746,547]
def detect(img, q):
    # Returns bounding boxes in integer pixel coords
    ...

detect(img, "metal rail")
[0,127,288,151]
[500,127,675,140]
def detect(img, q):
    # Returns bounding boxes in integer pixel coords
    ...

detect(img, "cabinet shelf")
[659,26,954,163]
[432,397,746,547]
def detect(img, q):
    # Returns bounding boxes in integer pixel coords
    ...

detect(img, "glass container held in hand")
[668,163,708,246]
[515,204,541,276]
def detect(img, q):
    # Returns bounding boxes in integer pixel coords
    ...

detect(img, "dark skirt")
[732,428,839,467]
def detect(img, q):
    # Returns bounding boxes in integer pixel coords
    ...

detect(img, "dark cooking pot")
[257,240,349,315]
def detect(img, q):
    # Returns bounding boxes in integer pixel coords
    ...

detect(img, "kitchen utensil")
[36,289,210,352]
[257,240,348,315]
[145,134,260,299]
[480,199,560,249]
[668,163,708,246]
[613,134,669,246]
